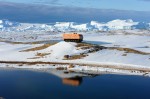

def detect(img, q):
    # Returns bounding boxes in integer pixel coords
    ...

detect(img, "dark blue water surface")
[0,69,150,99]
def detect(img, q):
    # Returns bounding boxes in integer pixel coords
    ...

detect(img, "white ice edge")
[0,62,150,77]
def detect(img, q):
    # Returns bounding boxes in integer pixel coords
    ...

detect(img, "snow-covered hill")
[0,19,150,32]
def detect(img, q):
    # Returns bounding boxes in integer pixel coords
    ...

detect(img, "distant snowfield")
[84,32,150,53]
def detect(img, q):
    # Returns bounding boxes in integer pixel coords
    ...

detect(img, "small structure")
[63,33,83,42]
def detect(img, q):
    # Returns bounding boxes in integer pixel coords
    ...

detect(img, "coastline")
[0,60,150,77]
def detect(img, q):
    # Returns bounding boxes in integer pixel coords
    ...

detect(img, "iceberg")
[0,19,150,31]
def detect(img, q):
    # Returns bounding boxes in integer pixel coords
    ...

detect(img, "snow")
[82,49,150,66]
[70,23,91,31]
[54,22,73,31]
[0,19,150,75]
[0,63,149,77]
[0,20,2,24]
[52,19,139,31]
[0,29,149,64]
[84,33,150,52]
[0,41,85,61]
[0,31,149,66]
[54,22,72,27]
[106,19,138,30]
[0,25,3,28]
[90,19,138,30]
[0,19,150,32]
[0,42,42,61]
[40,41,79,59]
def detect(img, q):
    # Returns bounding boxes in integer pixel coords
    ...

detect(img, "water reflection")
[1,68,150,99]
[62,77,82,86]
[84,40,111,45]
[0,97,5,99]
[42,69,97,86]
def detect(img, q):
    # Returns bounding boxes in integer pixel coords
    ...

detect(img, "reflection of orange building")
[62,77,82,86]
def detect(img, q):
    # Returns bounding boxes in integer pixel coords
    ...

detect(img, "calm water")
[0,69,150,99]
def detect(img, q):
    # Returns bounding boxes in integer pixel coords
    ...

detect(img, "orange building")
[63,33,83,42]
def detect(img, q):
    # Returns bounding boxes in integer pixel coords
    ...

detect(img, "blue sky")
[0,0,150,23]
[1,0,150,11]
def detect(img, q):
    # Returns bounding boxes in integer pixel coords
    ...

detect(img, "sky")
[0,0,150,23]
[1,0,150,11]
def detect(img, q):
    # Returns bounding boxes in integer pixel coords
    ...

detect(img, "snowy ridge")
[0,19,150,32]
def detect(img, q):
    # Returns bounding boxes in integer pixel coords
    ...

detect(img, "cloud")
[139,0,150,1]
[0,1,150,23]
[51,0,59,4]
[34,0,61,5]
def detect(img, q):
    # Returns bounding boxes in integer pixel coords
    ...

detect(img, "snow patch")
[40,41,79,59]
